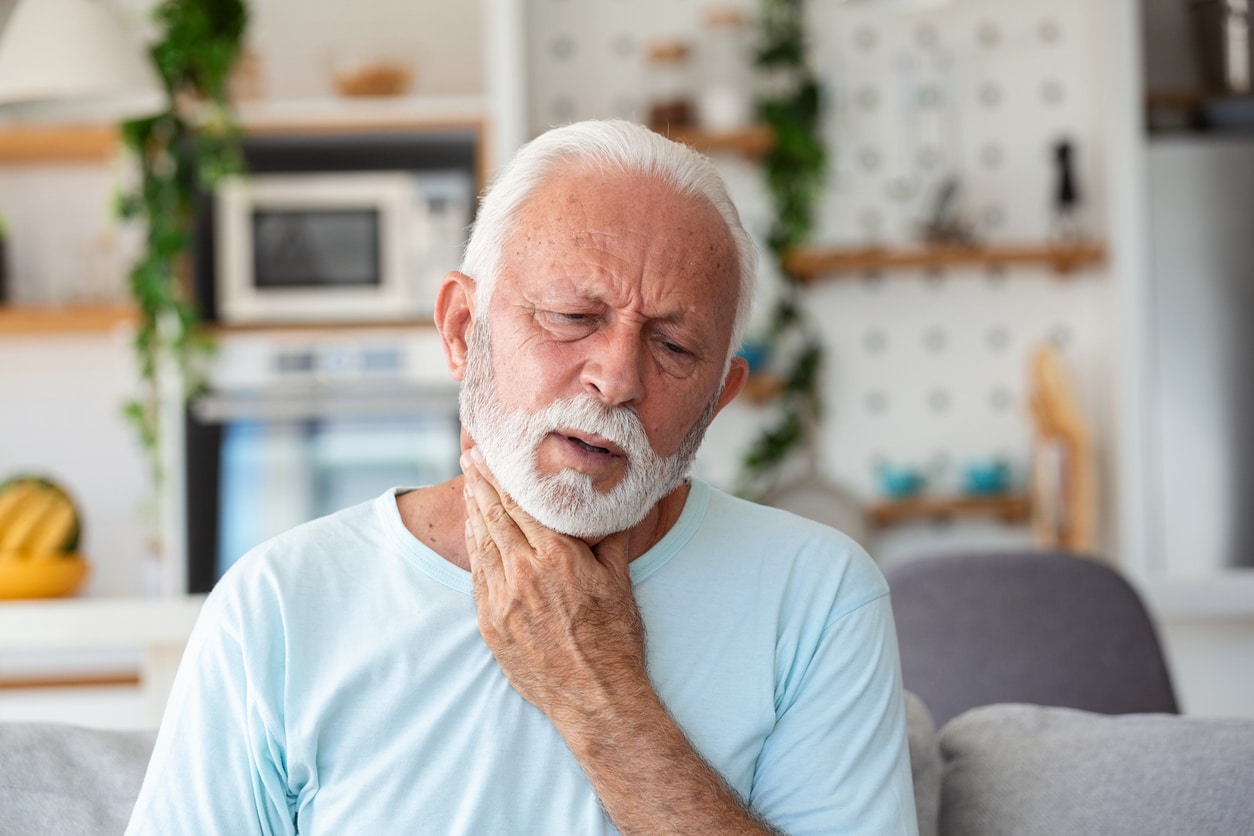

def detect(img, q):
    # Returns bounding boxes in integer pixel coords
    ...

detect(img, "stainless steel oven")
[183,329,461,593]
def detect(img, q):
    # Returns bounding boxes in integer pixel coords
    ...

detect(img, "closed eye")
[537,310,600,338]
[652,332,700,377]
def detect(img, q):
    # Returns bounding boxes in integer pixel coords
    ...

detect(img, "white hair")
[460,120,757,362]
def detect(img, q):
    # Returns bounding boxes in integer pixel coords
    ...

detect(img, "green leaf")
[737,0,828,499]
[120,0,247,505]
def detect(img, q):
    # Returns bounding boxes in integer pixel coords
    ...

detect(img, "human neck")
[617,480,690,560]
[398,477,691,572]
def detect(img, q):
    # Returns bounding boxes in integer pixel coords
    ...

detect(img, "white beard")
[458,320,718,540]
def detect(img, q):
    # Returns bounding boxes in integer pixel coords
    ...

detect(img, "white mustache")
[530,395,653,462]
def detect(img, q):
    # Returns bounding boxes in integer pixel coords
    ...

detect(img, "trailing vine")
[736,0,827,499]
[116,0,247,498]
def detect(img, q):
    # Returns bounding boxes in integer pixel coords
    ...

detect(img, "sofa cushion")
[938,703,1254,836]
[904,690,940,836]
[0,722,156,836]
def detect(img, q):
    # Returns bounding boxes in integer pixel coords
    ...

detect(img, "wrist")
[546,668,662,748]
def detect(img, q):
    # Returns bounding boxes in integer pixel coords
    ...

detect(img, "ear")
[711,355,750,419]
[434,271,477,381]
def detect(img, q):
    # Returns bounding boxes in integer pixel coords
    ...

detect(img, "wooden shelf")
[866,493,1031,528]
[0,671,141,691]
[784,241,1107,283]
[0,125,119,163]
[1145,89,1210,112]
[0,98,488,165]
[653,124,775,158]
[206,317,437,336]
[0,303,136,336]
[229,95,487,135]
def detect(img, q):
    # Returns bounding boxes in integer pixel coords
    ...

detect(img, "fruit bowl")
[0,554,89,600]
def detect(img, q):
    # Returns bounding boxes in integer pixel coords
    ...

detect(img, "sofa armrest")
[0,722,157,836]
[937,704,1254,836]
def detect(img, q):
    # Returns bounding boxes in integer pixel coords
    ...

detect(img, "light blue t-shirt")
[126,480,918,835]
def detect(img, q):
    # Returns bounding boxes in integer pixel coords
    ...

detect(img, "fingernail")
[470,446,484,463]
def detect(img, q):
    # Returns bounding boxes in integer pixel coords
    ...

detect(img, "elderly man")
[126,120,917,835]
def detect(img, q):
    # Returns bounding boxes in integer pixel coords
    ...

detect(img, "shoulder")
[689,481,888,622]
[206,489,408,624]
[702,483,884,585]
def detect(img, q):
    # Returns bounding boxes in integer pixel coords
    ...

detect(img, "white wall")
[240,0,483,100]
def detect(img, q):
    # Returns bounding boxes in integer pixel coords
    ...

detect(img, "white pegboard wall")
[524,0,1114,538]
[812,0,1107,247]
[811,264,1111,501]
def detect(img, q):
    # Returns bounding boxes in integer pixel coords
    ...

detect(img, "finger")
[461,452,535,576]
[592,529,631,579]
[463,447,585,559]
[463,478,504,584]
[464,450,531,524]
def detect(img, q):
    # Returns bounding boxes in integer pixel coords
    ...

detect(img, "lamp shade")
[0,0,165,123]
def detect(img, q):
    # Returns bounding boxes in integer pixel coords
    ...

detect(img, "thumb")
[592,529,631,576]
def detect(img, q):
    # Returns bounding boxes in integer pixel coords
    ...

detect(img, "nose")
[581,326,646,406]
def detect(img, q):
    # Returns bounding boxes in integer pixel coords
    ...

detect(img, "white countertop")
[0,595,206,652]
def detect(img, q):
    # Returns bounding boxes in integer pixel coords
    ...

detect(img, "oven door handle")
[191,389,460,423]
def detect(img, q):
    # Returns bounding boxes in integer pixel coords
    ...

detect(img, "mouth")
[555,430,624,459]
[569,436,610,454]
[538,429,631,490]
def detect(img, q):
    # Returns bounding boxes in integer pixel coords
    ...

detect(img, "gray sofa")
[903,693,1254,836]
[4,695,1253,835]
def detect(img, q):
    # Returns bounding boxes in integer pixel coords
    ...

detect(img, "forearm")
[552,685,782,836]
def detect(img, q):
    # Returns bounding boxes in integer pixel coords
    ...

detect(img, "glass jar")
[645,39,695,132]
[697,6,754,131]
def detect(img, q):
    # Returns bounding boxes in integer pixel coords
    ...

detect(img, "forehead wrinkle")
[507,169,739,339]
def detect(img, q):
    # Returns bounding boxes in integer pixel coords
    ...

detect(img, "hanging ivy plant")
[736,0,827,499]
[116,0,247,502]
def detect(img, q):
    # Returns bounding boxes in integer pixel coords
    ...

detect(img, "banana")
[0,548,27,566]
[24,494,77,555]
[27,548,76,565]
[0,486,59,553]
[0,481,42,532]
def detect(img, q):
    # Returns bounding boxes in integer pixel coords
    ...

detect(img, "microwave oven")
[215,170,459,324]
